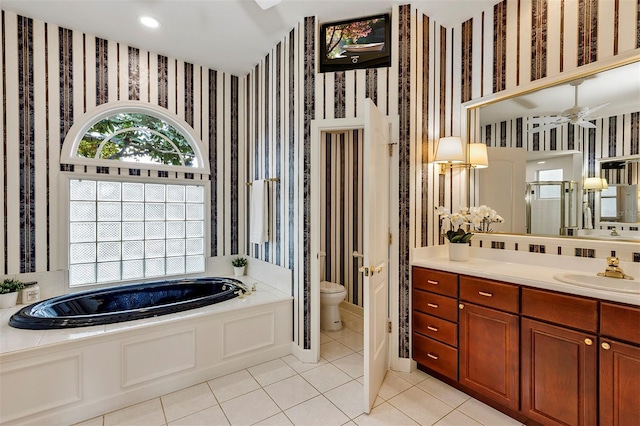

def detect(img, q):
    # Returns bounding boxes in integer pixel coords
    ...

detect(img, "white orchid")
[469,204,503,232]
[436,204,504,238]
[435,206,473,243]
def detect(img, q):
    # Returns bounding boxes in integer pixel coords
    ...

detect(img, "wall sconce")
[434,136,464,165]
[468,143,489,169]
[583,177,608,191]
[433,137,489,174]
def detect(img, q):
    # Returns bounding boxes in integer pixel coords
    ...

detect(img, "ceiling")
[1,0,496,76]
[479,61,640,125]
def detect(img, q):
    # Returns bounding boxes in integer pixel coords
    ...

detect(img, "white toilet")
[320,281,347,331]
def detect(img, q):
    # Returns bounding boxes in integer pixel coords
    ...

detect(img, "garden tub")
[9,277,243,330]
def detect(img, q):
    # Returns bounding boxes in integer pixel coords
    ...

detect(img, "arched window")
[61,102,208,287]
[61,102,208,174]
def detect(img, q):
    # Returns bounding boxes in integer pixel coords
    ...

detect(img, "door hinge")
[388,142,397,157]
[388,232,392,245]
[387,320,392,333]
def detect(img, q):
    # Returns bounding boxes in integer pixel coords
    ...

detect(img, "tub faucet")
[610,227,620,236]
[597,257,634,280]
[234,282,253,299]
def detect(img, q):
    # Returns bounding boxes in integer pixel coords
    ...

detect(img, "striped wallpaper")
[2,0,639,360]
[0,10,242,276]
[425,0,640,250]
[245,8,406,350]
[320,130,364,307]
[414,0,639,357]
[481,111,640,157]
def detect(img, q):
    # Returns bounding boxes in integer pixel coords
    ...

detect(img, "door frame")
[309,115,399,366]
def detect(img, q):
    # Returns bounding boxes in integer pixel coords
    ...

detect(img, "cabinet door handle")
[478,291,493,297]
[427,280,439,285]
[584,338,593,346]
[427,326,439,332]
[427,353,439,360]
[601,342,611,350]
[459,303,465,309]
[427,303,439,308]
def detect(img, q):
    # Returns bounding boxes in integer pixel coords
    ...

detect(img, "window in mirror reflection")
[600,184,639,223]
[537,169,563,199]
[600,186,617,220]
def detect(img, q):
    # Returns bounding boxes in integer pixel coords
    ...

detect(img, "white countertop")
[0,275,292,357]
[412,246,640,306]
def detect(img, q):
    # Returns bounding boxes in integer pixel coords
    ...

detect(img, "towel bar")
[246,177,280,186]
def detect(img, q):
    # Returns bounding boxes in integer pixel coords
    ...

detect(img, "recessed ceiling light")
[139,16,160,28]
[537,161,546,164]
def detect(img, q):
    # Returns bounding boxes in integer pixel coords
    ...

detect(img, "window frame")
[59,102,211,290]
[60,101,210,174]
[536,168,564,200]
[59,173,211,290]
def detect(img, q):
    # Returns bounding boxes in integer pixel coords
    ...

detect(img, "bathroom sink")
[553,273,640,294]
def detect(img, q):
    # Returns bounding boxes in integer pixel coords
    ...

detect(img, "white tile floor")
[74,310,523,426]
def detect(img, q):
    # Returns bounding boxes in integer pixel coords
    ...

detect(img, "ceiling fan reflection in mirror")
[527,79,608,133]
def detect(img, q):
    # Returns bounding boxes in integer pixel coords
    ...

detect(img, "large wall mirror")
[466,56,640,242]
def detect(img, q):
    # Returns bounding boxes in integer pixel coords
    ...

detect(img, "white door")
[362,98,390,413]
[479,148,527,233]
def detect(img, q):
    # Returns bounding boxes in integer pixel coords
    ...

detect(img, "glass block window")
[69,179,205,286]
[76,112,198,167]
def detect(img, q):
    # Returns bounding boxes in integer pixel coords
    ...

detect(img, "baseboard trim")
[339,301,364,318]
[290,342,317,363]
[393,357,416,373]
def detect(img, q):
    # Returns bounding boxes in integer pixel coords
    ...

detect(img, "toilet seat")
[320,281,345,294]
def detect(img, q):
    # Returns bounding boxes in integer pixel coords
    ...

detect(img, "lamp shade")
[434,137,464,163]
[584,177,608,190]
[468,143,489,168]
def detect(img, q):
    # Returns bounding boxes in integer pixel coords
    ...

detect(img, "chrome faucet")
[597,257,634,280]
[610,227,620,236]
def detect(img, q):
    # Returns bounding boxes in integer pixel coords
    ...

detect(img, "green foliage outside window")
[78,113,197,167]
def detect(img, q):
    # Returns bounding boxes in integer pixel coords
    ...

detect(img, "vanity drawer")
[412,267,458,297]
[413,332,458,380]
[522,288,598,333]
[460,276,519,313]
[413,311,458,347]
[413,290,458,322]
[601,302,640,345]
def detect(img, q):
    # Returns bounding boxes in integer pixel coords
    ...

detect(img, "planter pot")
[233,266,246,277]
[448,243,470,262]
[0,291,19,309]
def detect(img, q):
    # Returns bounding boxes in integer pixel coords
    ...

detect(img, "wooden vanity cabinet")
[521,318,597,426]
[412,268,458,380]
[521,288,598,426]
[458,277,519,411]
[599,339,640,425]
[599,302,640,426]
[411,266,639,426]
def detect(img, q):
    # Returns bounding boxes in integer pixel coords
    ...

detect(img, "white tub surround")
[412,244,640,306]
[0,271,292,425]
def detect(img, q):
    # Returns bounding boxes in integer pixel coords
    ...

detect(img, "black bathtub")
[9,277,243,330]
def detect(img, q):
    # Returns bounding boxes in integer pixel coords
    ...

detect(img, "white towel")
[250,180,269,244]
[584,204,593,230]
